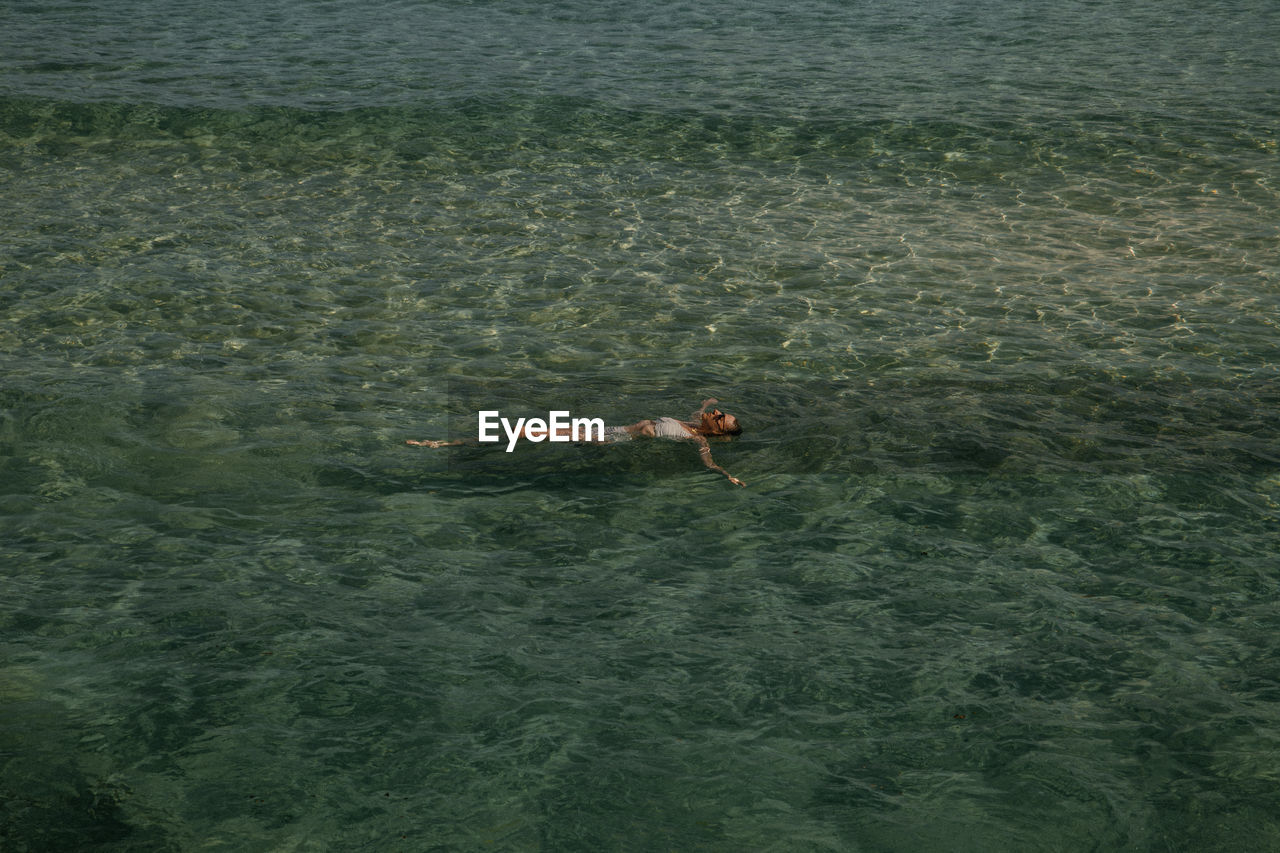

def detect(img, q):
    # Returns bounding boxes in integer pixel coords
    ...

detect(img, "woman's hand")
[693,397,720,418]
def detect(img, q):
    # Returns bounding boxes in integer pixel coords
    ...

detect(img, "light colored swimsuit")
[652,417,694,439]
[600,417,694,443]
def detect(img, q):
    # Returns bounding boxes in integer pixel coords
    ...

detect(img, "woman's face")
[703,409,741,435]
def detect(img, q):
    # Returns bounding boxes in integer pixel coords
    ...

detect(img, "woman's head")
[700,409,742,436]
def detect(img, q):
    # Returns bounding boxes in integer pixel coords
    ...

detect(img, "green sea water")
[3,0,1280,850]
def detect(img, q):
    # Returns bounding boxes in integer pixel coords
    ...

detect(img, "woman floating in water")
[407,398,746,487]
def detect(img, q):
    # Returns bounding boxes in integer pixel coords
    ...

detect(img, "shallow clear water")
[2,1,1279,850]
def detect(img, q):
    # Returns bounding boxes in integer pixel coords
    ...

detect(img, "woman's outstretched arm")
[691,398,719,420]
[694,436,745,487]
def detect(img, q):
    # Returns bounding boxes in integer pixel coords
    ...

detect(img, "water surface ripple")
[2,0,1279,850]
